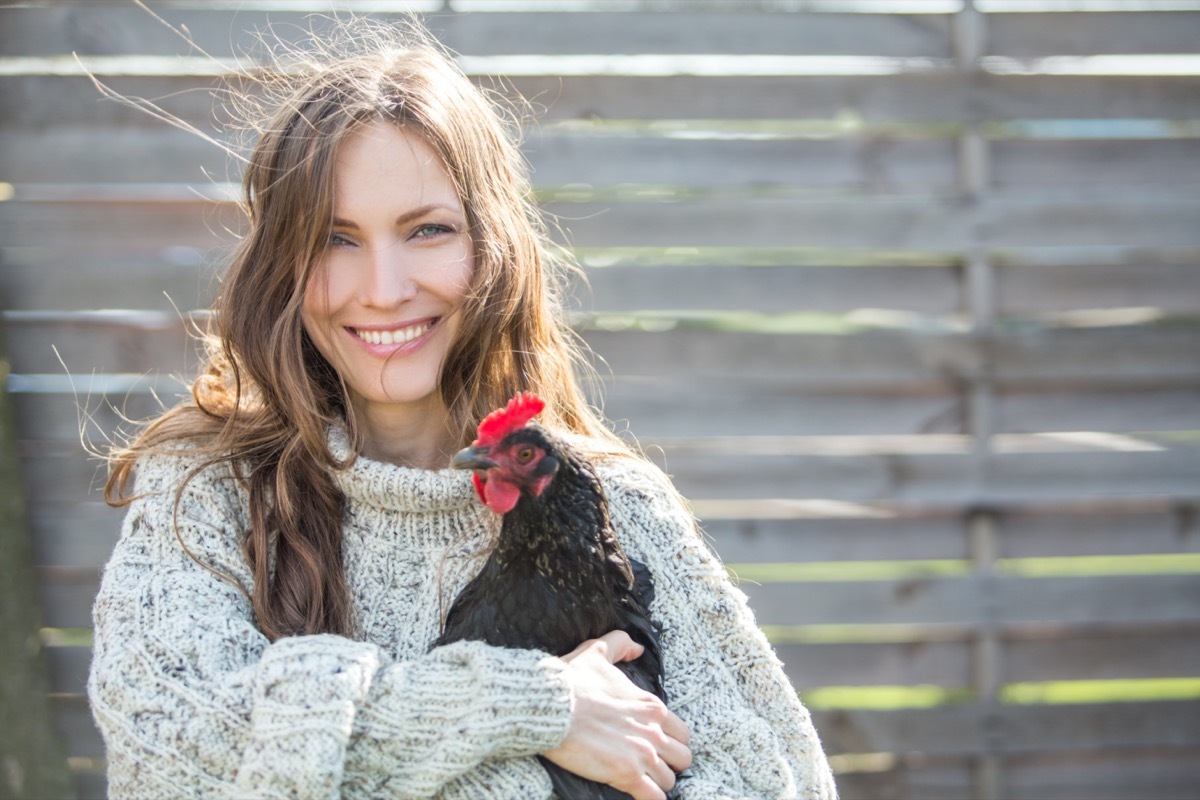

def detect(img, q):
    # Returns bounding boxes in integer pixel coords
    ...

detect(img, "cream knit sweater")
[89,432,837,799]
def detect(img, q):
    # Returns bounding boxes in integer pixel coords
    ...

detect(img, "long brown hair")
[105,17,623,640]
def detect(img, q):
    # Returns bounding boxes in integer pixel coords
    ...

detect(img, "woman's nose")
[359,242,418,308]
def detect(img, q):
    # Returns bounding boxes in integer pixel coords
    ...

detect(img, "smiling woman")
[86,13,836,800]
[301,122,475,466]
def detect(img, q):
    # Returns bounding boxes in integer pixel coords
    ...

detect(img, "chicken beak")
[451,445,498,471]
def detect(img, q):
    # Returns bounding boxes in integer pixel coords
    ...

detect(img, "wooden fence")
[2,1,1199,798]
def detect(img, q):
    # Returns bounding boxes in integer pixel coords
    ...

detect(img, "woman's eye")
[413,223,452,240]
[329,232,355,248]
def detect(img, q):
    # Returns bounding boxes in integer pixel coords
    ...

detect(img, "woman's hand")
[542,631,693,800]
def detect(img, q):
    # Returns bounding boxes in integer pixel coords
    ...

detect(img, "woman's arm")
[601,458,839,800]
[88,453,571,799]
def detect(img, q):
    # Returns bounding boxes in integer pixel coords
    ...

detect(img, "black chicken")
[435,392,669,800]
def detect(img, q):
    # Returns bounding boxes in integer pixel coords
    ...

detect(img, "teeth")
[354,322,431,346]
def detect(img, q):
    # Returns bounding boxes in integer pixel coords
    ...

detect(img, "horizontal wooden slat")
[11,371,1198,444]
[1004,750,1200,800]
[998,507,1200,559]
[704,505,1200,563]
[487,73,1200,123]
[1003,627,1200,683]
[28,502,123,572]
[575,264,963,314]
[0,246,222,311]
[27,462,1199,569]
[7,246,1195,318]
[49,694,104,759]
[813,700,1200,756]
[6,123,1198,191]
[0,127,962,188]
[0,8,956,59]
[997,262,1200,314]
[46,646,90,697]
[40,627,1200,696]
[6,185,1199,251]
[4,73,1199,127]
[585,327,1200,389]
[988,11,1200,57]
[993,139,1200,188]
[829,760,977,800]
[34,535,1200,629]
[779,640,971,690]
[744,574,1200,628]
[39,568,101,629]
[544,188,1200,249]
[8,321,1199,394]
[662,446,1200,506]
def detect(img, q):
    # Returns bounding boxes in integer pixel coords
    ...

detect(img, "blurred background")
[1,1,1199,798]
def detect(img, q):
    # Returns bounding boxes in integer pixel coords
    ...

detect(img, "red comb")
[474,392,545,448]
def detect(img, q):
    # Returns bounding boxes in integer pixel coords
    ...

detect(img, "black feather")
[435,425,671,800]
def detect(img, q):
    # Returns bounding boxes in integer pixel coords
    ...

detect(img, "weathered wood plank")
[993,139,1200,189]
[4,73,1199,126]
[34,534,1200,628]
[753,574,1200,628]
[28,501,123,572]
[829,761,975,800]
[42,627,1200,695]
[21,244,1200,318]
[6,185,1199,251]
[49,694,104,759]
[708,514,970,562]
[657,445,1200,505]
[542,188,1200,249]
[997,262,1200,315]
[574,264,963,314]
[779,640,972,691]
[1003,627,1200,683]
[9,321,1199,394]
[496,74,1200,123]
[1005,750,1200,800]
[39,568,101,629]
[46,645,91,697]
[0,244,223,311]
[812,700,1200,756]
[10,363,1199,443]
[0,127,960,189]
[0,7,956,59]
[988,11,1200,57]
[586,327,1200,391]
[998,507,1200,560]
[27,458,1200,569]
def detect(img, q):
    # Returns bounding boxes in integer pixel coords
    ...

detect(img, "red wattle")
[482,477,521,515]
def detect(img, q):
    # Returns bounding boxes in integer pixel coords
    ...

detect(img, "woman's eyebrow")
[331,203,463,230]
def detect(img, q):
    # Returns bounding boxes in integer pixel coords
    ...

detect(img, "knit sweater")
[89,431,838,799]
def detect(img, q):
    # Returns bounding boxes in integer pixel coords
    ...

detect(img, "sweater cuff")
[236,635,383,799]
[346,641,572,795]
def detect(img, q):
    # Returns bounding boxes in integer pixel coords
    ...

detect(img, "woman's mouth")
[349,319,436,348]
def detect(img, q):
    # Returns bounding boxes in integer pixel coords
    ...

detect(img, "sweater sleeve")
[88,453,571,799]
[600,458,839,800]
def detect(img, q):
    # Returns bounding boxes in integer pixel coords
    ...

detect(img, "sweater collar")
[327,426,478,514]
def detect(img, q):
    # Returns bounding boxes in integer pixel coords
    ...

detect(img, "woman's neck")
[351,396,459,471]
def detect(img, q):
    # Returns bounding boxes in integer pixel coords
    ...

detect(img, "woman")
[90,17,837,800]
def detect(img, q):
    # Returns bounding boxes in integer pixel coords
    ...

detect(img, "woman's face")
[302,120,474,421]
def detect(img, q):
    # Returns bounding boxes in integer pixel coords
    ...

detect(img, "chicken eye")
[515,447,536,464]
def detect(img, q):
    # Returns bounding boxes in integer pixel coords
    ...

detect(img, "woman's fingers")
[592,629,644,665]
[654,717,694,773]
[548,631,693,799]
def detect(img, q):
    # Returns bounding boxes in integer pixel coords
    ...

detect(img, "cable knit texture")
[89,431,837,799]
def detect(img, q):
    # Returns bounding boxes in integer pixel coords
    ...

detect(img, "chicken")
[436,392,669,800]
